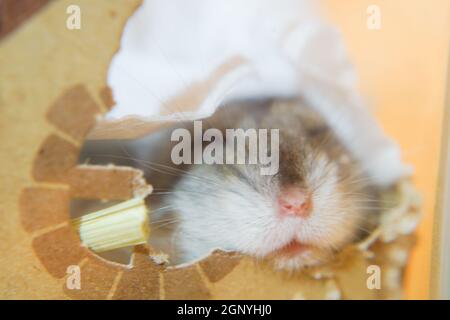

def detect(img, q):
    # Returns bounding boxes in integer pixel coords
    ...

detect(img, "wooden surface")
[322,0,450,299]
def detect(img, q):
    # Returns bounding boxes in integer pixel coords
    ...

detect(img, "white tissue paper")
[92,0,411,186]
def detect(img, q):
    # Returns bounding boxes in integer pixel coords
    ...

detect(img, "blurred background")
[319,0,450,299]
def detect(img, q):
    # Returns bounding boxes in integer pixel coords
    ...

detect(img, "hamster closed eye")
[148,99,380,270]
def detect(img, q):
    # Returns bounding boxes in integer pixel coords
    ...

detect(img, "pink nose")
[278,187,312,218]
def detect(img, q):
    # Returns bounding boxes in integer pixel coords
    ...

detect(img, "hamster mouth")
[269,240,311,258]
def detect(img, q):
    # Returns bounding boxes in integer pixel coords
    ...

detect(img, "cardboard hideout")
[0,0,422,299]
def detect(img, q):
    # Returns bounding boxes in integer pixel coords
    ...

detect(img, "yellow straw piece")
[71,198,149,253]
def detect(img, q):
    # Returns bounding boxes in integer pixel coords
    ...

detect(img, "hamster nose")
[278,188,312,218]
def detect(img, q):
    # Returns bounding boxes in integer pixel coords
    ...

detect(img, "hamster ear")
[282,23,411,186]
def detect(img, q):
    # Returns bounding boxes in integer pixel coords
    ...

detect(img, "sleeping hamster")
[149,99,380,270]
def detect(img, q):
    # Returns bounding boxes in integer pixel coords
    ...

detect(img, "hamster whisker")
[348,198,397,206]
[340,175,376,187]
[151,205,177,212]
[151,190,220,197]
[93,154,224,188]
[319,204,384,212]
[138,163,224,188]
[151,220,180,231]
[151,217,181,224]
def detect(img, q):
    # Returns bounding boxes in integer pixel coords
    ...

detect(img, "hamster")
[148,99,380,270]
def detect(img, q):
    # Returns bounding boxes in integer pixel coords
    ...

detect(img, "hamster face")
[151,100,380,270]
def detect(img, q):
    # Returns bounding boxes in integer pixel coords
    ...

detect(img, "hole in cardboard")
[72,130,195,267]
